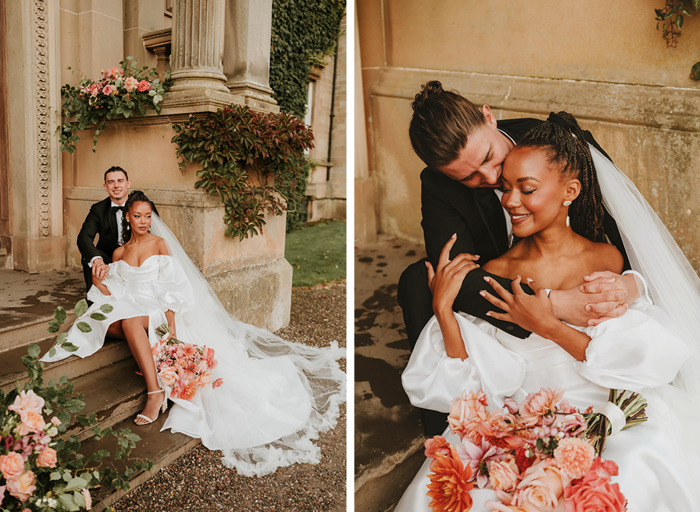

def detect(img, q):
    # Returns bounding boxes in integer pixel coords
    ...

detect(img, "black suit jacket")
[420,118,630,337]
[77,198,159,291]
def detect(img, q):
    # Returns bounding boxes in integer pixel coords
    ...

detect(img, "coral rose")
[6,471,36,502]
[553,438,595,479]
[36,447,57,468]
[425,436,452,459]
[137,80,151,92]
[519,388,564,427]
[8,390,45,415]
[17,410,45,436]
[426,447,474,512]
[582,458,620,486]
[565,472,626,512]
[488,459,519,492]
[0,452,25,479]
[212,378,223,389]
[102,84,115,96]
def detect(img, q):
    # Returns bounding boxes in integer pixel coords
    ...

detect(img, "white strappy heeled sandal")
[134,389,167,425]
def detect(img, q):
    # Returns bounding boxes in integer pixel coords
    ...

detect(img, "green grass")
[285,221,346,287]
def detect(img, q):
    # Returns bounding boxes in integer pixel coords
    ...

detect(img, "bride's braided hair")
[518,112,606,243]
[121,190,155,245]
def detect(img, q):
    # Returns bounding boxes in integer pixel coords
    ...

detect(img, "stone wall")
[357,0,700,273]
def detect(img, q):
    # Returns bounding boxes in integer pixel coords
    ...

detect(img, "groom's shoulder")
[90,197,111,211]
[497,117,543,142]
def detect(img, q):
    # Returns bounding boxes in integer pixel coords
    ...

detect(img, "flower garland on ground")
[0,301,152,511]
[59,58,171,153]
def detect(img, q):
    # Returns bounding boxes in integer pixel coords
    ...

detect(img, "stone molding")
[33,0,50,238]
[370,67,700,132]
[64,187,223,209]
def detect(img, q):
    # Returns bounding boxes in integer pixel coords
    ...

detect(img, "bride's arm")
[427,235,480,360]
[91,246,125,296]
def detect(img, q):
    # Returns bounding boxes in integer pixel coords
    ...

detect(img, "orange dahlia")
[426,447,474,512]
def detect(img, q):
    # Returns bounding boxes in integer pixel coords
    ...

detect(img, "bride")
[396,112,700,511]
[41,190,345,477]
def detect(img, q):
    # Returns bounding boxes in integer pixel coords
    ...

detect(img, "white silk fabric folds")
[41,254,346,477]
[397,301,700,512]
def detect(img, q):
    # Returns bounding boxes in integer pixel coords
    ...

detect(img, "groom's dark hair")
[104,166,128,181]
[409,81,485,169]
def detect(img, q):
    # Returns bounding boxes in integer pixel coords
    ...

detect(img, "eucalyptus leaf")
[90,312,107,321]
[58,493,80,511]
[76,322,92,333]
[100,304,114,313]
[74,299,89,318]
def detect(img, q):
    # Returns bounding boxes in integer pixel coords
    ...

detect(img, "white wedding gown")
[42,251,345,477]
[396,299,700,512]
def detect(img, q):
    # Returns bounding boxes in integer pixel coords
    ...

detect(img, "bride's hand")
[427,234,480,316]
[481,276,559,335]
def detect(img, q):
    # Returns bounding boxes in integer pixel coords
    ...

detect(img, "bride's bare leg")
[121,316,164,424]
[106,321,125,339]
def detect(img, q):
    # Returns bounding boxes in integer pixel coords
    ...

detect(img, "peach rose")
[489,459,519,492]
[424,436,452,459]
[137,80,151,92]
[449,390,489,443]
[553,438,595,479]
[36,447,57,468]
[17,410,45,436]
[159,369,178,388]
[517,460,568,511]
[519,388,564,427]
[124,76,139,92]
[0,452,26,479]
[8,390,45,415]
[6,470,36,502]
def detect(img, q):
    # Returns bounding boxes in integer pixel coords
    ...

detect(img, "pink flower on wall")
[124,76,139,92]
[102,84,115,96]
[137,80,151,92]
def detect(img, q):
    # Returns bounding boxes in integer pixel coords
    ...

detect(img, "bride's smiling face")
[500,146,580,238]
[126,201,152,235]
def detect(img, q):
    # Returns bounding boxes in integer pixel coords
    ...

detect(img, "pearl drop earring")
[563,200,572,227]
[563,200,572,206]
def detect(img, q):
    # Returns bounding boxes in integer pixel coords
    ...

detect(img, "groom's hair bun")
[519,112,606,243]
[409,81,485,169]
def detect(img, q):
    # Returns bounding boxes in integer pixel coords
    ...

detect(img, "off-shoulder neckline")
[114,254,170,268]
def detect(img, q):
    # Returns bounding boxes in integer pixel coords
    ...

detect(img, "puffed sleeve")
[153,256,194,314]
[401,313,527,413]
[575,303,693,392]
[87,262,127,303]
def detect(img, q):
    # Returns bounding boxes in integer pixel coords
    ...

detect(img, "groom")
[398,82,643,435]
[77,166,158,295]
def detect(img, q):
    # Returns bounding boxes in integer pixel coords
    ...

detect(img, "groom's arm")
[77,206,106,263]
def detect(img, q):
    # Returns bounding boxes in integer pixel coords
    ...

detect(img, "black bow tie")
[111,206,125,215]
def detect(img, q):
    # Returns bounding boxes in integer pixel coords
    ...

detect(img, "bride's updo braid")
[409,81,486,169]
[519,112,606,243]
[121,190,155,245]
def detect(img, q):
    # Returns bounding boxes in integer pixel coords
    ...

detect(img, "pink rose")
[51,416,61,426]
[488,459,519,492]
[102,84,115,96]
[36,447,57,468]
[124,76,139,92]
[212,378,223,389]
[0,452,25,479]
[83,488,92,510]
[137,80,151,92]
[6,471,36,502]
[519,388,564,427]
[8,390,45,415]
[17,410,45,436]
[553,438,595,479]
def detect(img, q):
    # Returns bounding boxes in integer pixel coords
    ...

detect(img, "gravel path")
[111,283,347,512]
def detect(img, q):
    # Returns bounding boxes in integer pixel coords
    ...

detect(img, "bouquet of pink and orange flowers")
[424,387,647,512]
[153,325,223,401]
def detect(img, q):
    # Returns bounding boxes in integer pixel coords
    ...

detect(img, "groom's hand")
[91,258,109,280]
[550,272,639,327]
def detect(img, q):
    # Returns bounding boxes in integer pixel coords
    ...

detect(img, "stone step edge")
[355,437,426,490]
[0,312,77,352]
[0,339,132,392]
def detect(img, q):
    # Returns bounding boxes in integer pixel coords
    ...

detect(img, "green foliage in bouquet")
[171,105,315,240]
[0,300,152,511]
[59,57,171,154]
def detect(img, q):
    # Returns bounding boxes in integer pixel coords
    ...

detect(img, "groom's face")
[437,106,514,188]
[103,171,131,204]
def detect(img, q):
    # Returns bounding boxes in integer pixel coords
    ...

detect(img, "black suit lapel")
[105,202,119,245]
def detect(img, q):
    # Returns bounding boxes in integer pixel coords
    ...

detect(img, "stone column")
[168,0,230,96]
[223,0,278,112]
